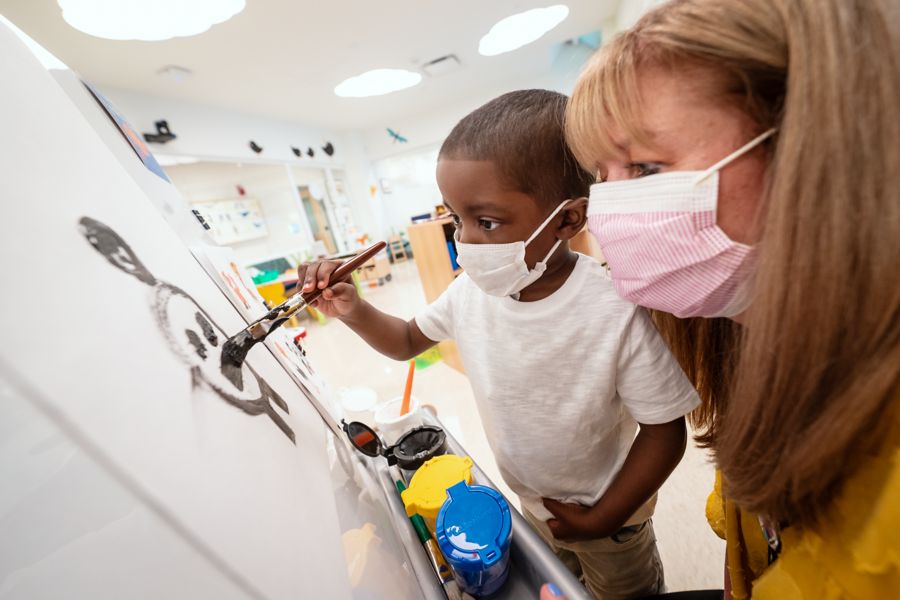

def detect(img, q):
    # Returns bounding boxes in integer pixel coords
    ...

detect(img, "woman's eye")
[478,219,500,231]
[628,162,662,178]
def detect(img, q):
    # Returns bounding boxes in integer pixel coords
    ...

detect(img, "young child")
[299,90,699,600]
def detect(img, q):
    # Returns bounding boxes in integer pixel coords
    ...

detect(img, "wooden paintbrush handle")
[301,240,387,304]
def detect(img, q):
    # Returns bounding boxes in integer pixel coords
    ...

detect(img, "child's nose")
[455,228,477,245]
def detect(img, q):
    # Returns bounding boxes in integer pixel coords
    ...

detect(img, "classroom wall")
[165,161,323,265]
[98,86,344,164]
[373,146,442,237]
[336,130,388,243]
[95,86,383,246]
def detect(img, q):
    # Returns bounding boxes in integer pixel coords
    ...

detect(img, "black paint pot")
[342,420,447,470]
[393,425,448,470]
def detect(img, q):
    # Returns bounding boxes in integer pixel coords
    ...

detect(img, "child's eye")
[478,218,500,231]
[627,162,662,178]
[449,213,461,227]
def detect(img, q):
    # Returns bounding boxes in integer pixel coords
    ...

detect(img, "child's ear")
[556,197,588,240]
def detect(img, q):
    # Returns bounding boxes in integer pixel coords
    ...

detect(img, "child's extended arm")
[298,260,435,361]
[542,417,687,542]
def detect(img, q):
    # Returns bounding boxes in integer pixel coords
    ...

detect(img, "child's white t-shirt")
[415,253,699,524]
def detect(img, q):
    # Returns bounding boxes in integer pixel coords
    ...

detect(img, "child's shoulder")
[573,252,611,281]
[570,254,638,313]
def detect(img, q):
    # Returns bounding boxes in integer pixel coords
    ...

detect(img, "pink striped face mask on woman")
[587,129,776,318]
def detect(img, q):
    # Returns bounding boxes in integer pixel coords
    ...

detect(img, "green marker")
[396,480,459,595]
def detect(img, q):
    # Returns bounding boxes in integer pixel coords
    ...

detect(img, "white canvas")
[0,25,352,599]
[0,372,251,599]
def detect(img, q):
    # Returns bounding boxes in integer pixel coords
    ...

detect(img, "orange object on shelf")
[400,359,415,416]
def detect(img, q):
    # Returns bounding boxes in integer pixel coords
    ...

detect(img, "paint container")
[374,395,423,445]
[393,425,449,481]
[339,387,379,425]
[435,481,513,598]
[401,454,473,534]
[342,421,447,472]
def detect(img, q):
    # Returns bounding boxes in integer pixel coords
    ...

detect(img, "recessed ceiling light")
[479,5,570,57]
[334,69,423,98]
[57,0,245,41]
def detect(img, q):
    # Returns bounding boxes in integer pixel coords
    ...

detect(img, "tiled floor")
[298,260,725,592]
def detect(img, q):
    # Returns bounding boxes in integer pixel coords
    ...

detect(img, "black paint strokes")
[78,216,296,444]
[81,216,157,286]
[185,328,208,359]
[196,311,218,347]
[219,301,297,388]
[220,329,257,392]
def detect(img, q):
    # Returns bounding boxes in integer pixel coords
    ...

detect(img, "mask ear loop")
[525,199,573,247]
[693,128,777,186]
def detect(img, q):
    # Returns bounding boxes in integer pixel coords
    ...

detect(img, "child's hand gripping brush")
[220,241,386,378]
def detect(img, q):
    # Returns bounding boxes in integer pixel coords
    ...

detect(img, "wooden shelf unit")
[406,217,464,372]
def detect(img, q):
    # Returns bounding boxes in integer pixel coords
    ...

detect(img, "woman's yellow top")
[706,411,900,599]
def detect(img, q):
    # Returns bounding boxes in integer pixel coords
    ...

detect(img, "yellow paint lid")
[401,455,474,520]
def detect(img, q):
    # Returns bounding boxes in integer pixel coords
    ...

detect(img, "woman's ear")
[556,197,588,240]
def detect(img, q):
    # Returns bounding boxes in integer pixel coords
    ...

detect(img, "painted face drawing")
[79,216,295,443]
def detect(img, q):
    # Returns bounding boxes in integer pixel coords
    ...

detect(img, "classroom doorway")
[298,185,338,254]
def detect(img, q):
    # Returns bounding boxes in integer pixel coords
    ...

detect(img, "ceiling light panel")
[334,69,423,98]
[58,0,246,41]
[479,5,570,57]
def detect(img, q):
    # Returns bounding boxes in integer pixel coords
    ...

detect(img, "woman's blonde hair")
[567,0,900,526]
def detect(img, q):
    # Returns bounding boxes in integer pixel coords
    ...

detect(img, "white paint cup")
[339,387,379,426]
[374,396,424,446]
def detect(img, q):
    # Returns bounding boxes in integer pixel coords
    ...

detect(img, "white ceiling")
[1,0,620,131]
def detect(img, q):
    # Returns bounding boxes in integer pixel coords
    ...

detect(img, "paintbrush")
[221,241,386,374]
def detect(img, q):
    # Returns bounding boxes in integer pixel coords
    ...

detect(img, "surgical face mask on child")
[587,129,776,318]
[455,200,571,298]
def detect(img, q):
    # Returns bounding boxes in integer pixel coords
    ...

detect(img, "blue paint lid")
[435,481,512,571]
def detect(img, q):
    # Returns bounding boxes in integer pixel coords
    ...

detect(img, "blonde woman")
[562,0,899,597]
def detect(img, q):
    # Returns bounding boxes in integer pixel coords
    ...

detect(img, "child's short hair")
[439,89,594,206]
